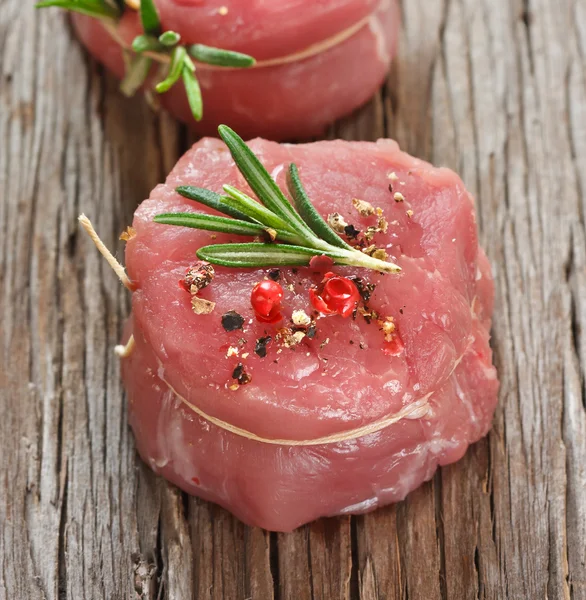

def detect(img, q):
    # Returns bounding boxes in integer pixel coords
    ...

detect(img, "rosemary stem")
[102,20,171,65]
[302,238,401,273]
[101,21,253,70]
[336,249,401,273]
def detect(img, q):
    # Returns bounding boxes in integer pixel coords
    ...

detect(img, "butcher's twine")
[163,373,433,446]
[155,350,467,445]
[115,335,136,358]
[79,215,134,291]
[163,352,470,445]
[102,2,386,71]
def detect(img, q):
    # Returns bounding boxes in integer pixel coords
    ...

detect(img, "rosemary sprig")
[153,126,402,274]
[36,0,256,122]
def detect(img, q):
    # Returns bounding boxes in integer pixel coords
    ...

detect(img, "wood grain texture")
[1,0,585,599]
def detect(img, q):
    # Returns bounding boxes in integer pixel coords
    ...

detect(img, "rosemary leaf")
[159,30,181,46]
[176,186,253,222]
[286,164,353,251]
[155,46,186,93]
[154,213,302,244]
[197,243,342,268]
[217,126,316,239]
[154,213,275,237]
[35,0,120,19]
[189,44,255,68]
[196,241,400,272]
[132,34,162,53]
[222,185,299,234]
[181,67,203,121]
[120,54,152,96]
[183,54,196,73]
[139,0,161,35]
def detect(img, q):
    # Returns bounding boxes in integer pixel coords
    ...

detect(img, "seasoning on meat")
[232,363,252,385]
[291,310,312,327]
[254,336,273,358]
[251,280,284,324]
[119,226,137,241]
[344,224,360,240]
[181,262,215,293]
[352,198,375,217]
[309,273,360,318]
[327,213,349,233]
[222,310,245,331]
[191,297,216,315]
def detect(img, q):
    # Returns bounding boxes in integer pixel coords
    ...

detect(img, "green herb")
[131,34,162,53]
[35,0,120,19]
[175,186,253,222]
[36,0,256,123]
[287,163,353,250]
[155,45,186,93]
[181,67,203,121]
[159,30,181,46]
[120,54,152,97]
[154,212,299,243]
[217,125,314,238]
[153,126,402,274]
[189,44,255,68]
[197,243,345,268]
[222,185,296,234]
[139,0,161,35]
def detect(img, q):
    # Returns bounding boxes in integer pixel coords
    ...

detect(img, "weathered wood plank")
[356,508,403,600]
[0,4,185,599]
[276,517,352,600]
[1,0,585,599]
[354,0,586,599]
[189,499,274,600]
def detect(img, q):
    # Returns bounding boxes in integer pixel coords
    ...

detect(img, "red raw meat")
[72,0,399,139]
[121,136,499,532]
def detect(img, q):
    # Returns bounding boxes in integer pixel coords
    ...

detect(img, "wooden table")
[2,1,585,598]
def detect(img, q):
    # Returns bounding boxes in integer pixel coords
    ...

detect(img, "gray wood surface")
[1,0,585,598]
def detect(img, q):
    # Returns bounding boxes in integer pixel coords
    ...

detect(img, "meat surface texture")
[72,0,399,140]
[122,137,499,532]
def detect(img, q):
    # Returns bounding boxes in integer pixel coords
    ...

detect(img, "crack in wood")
[473,545,481,600]
[132,552,157,600]
[349,517,359,600]
[154,513,164,600]
[306,529,315,600]
[57,470,68,600]
[520,0,535,75]
[434,474,448,600]
[270,532,280,600]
